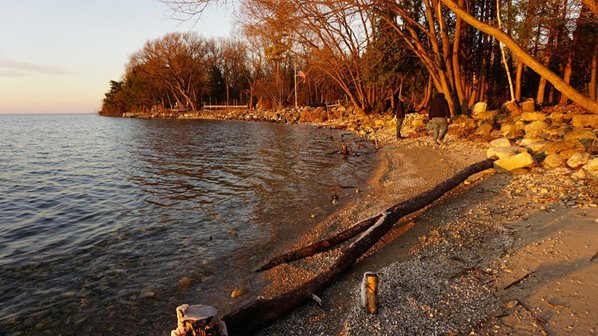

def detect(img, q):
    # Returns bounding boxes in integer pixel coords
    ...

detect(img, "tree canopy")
[102,0,598,115]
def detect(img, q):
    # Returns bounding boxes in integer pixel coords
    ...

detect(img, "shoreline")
[113,108,597,334]
[255,136,597,336]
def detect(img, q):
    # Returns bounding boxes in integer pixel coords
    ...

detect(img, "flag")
[297,70,307,83]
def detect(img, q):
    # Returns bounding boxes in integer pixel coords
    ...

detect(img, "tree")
[130,32,215,111]
[440,0,598,113]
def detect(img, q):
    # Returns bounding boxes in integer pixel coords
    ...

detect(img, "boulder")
[521,112,545,122]
[542,140,584,155]
[543,125,567,140]
[472,102,487,114]
[490,138,512,148]
[572,169,588,180]
[524,120,549,136]
[494,152,536,172]
[559,148,582,161]
[543,154,564,169]
[487,146,527,159]
[454,116,477,130]
[473,110,498,121]
[584,157,598,172]
[521,140,551,154]
[476,123,494,137]
[500,123,525,139]
[566,152,591,169]
[549,112,570,124]
[521,100,536,112]
[564,128,597,142]
[504,101,523,115]
[581,158,598,179]
[571,114,598,129]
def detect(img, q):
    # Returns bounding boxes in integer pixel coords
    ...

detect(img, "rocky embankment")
[131,102,598,182]
[128,102,596,335]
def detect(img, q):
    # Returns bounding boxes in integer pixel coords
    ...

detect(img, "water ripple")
[0,115,375,335]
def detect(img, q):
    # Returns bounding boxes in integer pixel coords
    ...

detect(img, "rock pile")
[451,101,597,179]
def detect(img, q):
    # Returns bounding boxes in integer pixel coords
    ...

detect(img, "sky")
[0,0,233,114]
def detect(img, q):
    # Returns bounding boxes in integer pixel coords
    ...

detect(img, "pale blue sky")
[0,0,233,114]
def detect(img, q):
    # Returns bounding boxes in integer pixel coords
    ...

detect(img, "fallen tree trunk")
[255,214,382,272]
[223,158,495,335]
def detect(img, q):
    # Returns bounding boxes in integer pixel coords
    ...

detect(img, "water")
[0,114,375,335]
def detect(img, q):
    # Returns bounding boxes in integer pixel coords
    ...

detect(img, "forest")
[100,0,598,117]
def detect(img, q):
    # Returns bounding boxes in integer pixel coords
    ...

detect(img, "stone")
[494,152,536,172]
[472,102,487,114]
[490,138,512,148]
[500,123,525,139]
[567,152,591,169]
[487,146,526,159]
[543,154,564,169]
[140,287,156,299]
[564,128,597,142]
[583,158,598,172]
[504,101,523,115]
[231,287,247,298]
[572,169,588,180]
[476,123,494,136]
[549,112,570,124]
[473,110,497,121]
[459,117,478,130]
[581,161,598,179]
[521,112,545,121]
[521,100,536,112]
[543,140,584,155]
[571,114,598,128]
[559,148,582,161]
[524,120,549,136]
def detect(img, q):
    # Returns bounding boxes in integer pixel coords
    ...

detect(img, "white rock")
[487,146,527,159]
[472,102,487,114]
[494,152,536,172]
[490,138,512,148]
[566,152,590,169]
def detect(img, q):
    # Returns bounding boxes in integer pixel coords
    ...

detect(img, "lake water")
[0,114,375,335]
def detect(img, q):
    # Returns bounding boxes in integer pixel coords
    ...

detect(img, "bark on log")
[254,214,382,272]
[222,159,494,335]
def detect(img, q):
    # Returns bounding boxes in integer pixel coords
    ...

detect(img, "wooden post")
[360,272,379,314]
[171,304,228,336]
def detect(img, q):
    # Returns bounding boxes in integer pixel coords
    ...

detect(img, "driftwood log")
[223,159,495,335]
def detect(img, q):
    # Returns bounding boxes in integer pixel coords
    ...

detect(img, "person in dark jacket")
[428,92,451,145]
[393,91,406,139]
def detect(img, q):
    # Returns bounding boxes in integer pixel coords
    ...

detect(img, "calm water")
[0,114,375,335]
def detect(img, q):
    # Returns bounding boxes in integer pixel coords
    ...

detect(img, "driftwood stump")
[171,304,228,336]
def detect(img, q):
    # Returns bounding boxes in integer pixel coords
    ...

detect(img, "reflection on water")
[0,114,375,335]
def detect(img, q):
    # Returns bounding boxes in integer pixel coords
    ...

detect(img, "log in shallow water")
[223,158,495,336]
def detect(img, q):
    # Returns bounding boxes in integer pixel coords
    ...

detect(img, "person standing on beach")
[393,91,406,139]
[428,92,451,145]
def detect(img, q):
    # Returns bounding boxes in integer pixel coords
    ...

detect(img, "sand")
[249,130,598,335]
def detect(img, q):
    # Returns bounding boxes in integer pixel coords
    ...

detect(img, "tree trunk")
[591,46,597,101]
[452,0,467,113]
[222,159,495,336]
[440,0,598,113]
[515,61,523,101]
[558,51,573,106]
[535,26,555,106]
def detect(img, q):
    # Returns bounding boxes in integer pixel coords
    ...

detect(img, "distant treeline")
[102,0,598,116]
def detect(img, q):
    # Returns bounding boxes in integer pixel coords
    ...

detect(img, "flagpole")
[294,62,298,109]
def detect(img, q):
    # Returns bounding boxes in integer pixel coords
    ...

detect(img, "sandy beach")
[245,128,598,335]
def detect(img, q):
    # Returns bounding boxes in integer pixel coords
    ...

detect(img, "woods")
[101,0,598,116]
